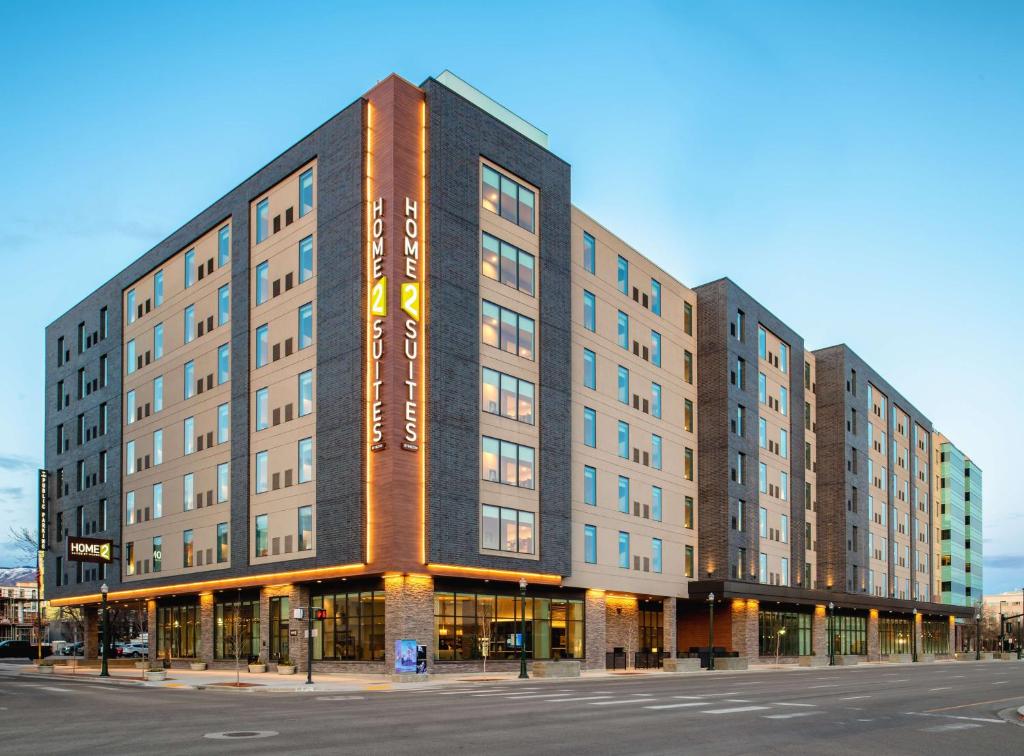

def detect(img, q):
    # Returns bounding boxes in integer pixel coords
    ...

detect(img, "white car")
[122,643,149,658]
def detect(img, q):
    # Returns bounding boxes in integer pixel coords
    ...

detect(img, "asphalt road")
[1,660,1021,755]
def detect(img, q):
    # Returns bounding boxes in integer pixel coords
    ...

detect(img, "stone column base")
[384,575,434,673]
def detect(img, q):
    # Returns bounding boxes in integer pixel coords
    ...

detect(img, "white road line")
[774,702,816,707]
[891,679,909,682]
[923,723,983,732]
[677,692,739,697]
[644,702,712,710]
[590,698,660,706]
[38,686,75,693]
[470,690,541,697]
[630,693,655,697]
[723,699,752,703]
[808,684,838,689]
[949,675,965,678]
[992,680,1008,685]
[907,712,1005,724]
[553,696,612,703]
[840,695,870,700]
[929,687,952,691]
[704,705,771,714]
[730,681,763,685]
[762,711,823,720]
[501,693,572,699]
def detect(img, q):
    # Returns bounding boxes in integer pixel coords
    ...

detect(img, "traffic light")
[314,608,327,620]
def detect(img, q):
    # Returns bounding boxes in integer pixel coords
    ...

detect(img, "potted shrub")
[144,665,167,681]
[276,656,296,675]
[247,655,266,674]
[189,660,207,671]
[34,659,56,675]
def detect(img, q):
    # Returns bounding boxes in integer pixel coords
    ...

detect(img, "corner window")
[583,232,596,274]
[584,525,597,564]
[583,291,596,331]
[256,200,269,243]
[298,505,313,551]
[218,225,230,267]
[583,407,597,448]
[299,169,314,217]
[298,236,314,283]
[218,284,230,326]
[184,249,196,288]
[298,303,313,349]
[255,451,268,493]
[255,515,268,557]
[481,165,534,232]
[617,256,628,295]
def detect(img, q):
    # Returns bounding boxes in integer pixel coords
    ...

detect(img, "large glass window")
[481,232,535,295]
[758,610,812,656]
[481,437,534,488]
[582,349,596,390]
[311,591,384,662]
[214,595,260,660]
[583,407,597,448]
[298,236,314,282]
[435,591,583,662]
[583,232,595,274]
[480,504,535,554]
[256,261,269,305]
[156,603,199,658]
[218,225,230,267]
[922,618,949,655]
[298,505,313,551]
[879,617,913,656]
[583,291,595,331]
[298,303,313,349]
[269,596,290,663]
[481,301,534,359]
[298,370,313,416]
[828,613,868,655]
[482,367,534,424]
[617,255,628,294]
[481,165,535,232]
[299,169,314,216]
[256,200,269,243]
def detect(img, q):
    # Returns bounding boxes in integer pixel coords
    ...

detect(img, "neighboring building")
[964,457,983,604]
[0,569,43,642]
[42,70,974,672]
[930,435,984,608]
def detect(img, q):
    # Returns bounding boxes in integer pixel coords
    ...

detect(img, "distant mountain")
[0,566,38,585]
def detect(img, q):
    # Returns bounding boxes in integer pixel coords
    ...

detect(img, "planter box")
[134,661,149,670]
[144,670,166,681]
[247,663,267,673]
[835,655,860,666]
[918,654,936,664]
[979,652,994,661]
[532,660,581,678]
[390,672,430,683]
[189,662,207,671]
[276,665,296,675]
[798,656,828,668]
[713,657,748,671]
[885,654,913,663]
[663,658,701,673]
[33,664,55,675]
[996,652,1019,661]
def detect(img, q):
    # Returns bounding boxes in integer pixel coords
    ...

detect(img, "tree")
[7,525,37,565]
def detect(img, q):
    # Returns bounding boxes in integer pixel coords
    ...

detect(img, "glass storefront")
[312,590,385,661]
[156,603,199,659]
[879,617,913,655]
[922,618,949,654]
[639,601,664,653]
[758,610,812,656]
[827,613,867,655]
[214,596,260,661]
[434,591,584,661]
[269,596,290,662]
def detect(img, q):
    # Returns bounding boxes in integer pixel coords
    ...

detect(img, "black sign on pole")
[37,469,49,550]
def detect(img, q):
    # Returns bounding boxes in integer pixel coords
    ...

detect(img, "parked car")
[122,643,148,658]
[0,640,53,660]
[61,641,84,656]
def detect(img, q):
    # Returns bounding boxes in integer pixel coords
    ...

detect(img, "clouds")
[0,486,24,503]
[0,454,38,472]
[984,554,1024,571]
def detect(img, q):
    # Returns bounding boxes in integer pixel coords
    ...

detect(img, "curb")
[1018,705,1024,721]
[19,671,145,687]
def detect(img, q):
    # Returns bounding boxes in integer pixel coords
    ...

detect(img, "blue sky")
[1,2,1020,593]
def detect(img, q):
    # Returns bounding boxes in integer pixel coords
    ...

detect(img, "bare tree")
[7,525,37,565]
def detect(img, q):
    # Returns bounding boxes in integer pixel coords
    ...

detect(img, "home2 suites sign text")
[369,194,422,453]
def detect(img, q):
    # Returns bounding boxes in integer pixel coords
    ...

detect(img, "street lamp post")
[707,592,715,671]
[518,578,528,679]
[975,611,981,661]
[775,627,787,666]
[912,608,918,663]
[827,602,835,666]
[99,583,109,678]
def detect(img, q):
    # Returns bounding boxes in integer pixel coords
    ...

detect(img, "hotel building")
[42,71,974,672]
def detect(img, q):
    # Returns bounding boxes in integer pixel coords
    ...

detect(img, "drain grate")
[204,731,279,740]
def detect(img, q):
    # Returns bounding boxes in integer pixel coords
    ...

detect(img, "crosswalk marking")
[762,711,823,720]
[929,687,952,691]
[704,705,771,714]
[644,702,711,710]
[923,723,982,732]
[840,695,870,700]
[499,693,572,699]
[38,686,75,693]
[992,680,1008,685]
[808,684,837,689]
[774,702,816,707]
[552,696,613,703]
[590,698,659,706]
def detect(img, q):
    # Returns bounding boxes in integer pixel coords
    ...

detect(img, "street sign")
[66,536,114,564]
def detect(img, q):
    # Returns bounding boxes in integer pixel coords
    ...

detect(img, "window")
[255,388,269,430]
[151,536,161,573]
[759,462,768,493]
[125,542,134,575]
[153,376,163,412]
[618,476,630,513]
[127,289,136,324]
[735,404,746,437]
[184,416,195,454]
[780,557,789,586]
[99,306,109,340]
[217,403,229,444]
[780,471,789,501]
[652,538,663,573]
[684,399,694,432]
[685,545,694,578]
[779,343,789,374]
[582,349,596,389]
[650,279,661,316]
[255,324,269,367]
[213,344,229,386]
[153,429,163,465]
[77,368,86,399]
[480,504,535,553]
[218,225,230,267]
[215,523,228,563]
[126,339,136,374]
[651,434,663,470]
[153,323,164,359]
[125,491,136,525]
[758,372,767,403]
[255,451,268,493]
[584,525,597,564]
[298,437,313,483]
[481,301,535,359]
[583,466,597,506]
[255,514,268,557]
[617,366,629,403]
[618,532,630,569]
[481,437,535,488]
[583,232,596,273]
[684,351,693,384]
[184,249,196,288]
[298,371,313,416]
[182,473,196,512]
[217,284,230,326]
[685,496,695,529]
[618,421,629,458]
[651,383,662,419]
[780,514,789,543]
[617,311,629,349]
[652,486,663,521]
[184,361,195,399]
[217,462,229,503]
[153,271,164,308]
[583,408,597,448]
[734,357,745,388]
[481,165,535,232]
[100,354,108,387]
[779,428,788,458]
[256,199,269,243]
[583,291,596,331]
[758,326,766,359]
[126,440,136,474]
[481,232,534,295]
[684,302,693,336]
[759,553,768,583]
[297,302,314,349]
[299,236,314,282]
[298,505,313,551]
[256,261,269,305]
[616,256,628,294]
[651,330,661,367]
[759,417,767,447]
[183,305,195,344]
[684,447,694,480]
[482,368,534,423]
[299,168,314,216]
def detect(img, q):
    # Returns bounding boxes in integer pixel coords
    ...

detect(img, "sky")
[0,2,1021,593]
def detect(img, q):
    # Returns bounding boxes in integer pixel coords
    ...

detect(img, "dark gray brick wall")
[422,78,572,575]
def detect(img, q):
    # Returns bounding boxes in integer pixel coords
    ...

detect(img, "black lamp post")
[99,583,109,677]
[975,611,981,661]
[518,578,528,679]
[912,608,918,663]
[827,601,835,666]
[707,592,715,671]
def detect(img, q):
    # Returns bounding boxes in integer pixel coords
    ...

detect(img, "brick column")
[383,575,434,673]
[84,605,99,659]
[584,590,607,669]
[199,592,214,663]
[947,616,956,656]
[914,612,923,659]
[146,600,157,663]
[812,605,827,658]
[663,597,677,658]
[730,599,759,660]
[259,585,292,664]
[867,610,880,661]
[606,596,639,668]
[289,584,311,673]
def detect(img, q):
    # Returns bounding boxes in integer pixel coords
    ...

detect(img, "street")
[1,661,1021,754]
